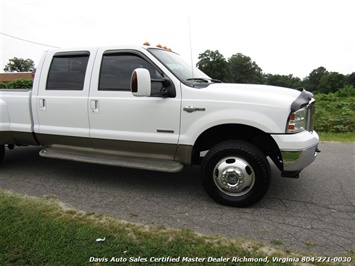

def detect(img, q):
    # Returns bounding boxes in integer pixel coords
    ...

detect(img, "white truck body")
[0,44,319,207]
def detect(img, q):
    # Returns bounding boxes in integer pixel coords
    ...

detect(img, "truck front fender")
[179,108,285,146]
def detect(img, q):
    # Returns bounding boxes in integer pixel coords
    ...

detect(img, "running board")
[39,147,184,173]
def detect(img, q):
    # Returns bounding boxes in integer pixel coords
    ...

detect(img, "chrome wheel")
[213,156,255,197]
[201,140,270,207]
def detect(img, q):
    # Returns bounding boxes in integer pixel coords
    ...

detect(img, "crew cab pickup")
[0,44,320,207]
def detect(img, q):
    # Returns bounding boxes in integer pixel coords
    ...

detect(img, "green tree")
[345,72,355,87]
[196,50,231,82]
[3,57,35,72]
[318,72,345,93]
[303,66,327,92]
[228,53,263,84]
[264,74,302,88]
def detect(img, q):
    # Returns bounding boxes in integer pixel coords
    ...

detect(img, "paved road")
[0,142,354,256]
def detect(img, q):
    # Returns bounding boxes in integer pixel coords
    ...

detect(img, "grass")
[3,190,352,266]
[2,191,354,266]
[0,190,289,266]
[270,240,283,246]
[318,132,355,143]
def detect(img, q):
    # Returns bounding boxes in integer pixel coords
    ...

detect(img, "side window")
[46,52,90,90]
[99,53,163,91]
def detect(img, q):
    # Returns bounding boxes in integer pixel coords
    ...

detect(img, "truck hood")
[201,83,302,110]
[182,83,312,133]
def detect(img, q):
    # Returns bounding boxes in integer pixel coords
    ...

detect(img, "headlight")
[286,107,308,133]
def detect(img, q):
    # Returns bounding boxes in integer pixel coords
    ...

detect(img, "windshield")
[148,48,211,84]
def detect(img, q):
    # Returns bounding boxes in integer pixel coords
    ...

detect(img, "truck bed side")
[0,89,37,145]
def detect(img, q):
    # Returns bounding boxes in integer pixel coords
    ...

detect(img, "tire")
[0,145,5,166]
[201,140,270,207]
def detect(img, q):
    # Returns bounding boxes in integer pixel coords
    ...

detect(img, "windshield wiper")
[186,78,209,83]
[186,78,222,83]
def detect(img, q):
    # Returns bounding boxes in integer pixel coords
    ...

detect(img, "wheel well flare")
[192,124,282,170]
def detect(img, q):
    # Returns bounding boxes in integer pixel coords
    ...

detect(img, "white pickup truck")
[0,44,319,207]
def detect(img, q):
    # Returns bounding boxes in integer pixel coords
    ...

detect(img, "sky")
[0,0,354,79]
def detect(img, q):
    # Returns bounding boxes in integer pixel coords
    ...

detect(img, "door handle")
[39,99,46,111]
[183,106,206,113]
[90,100,99,113]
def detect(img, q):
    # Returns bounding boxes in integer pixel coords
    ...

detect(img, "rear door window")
[46,52,90,90]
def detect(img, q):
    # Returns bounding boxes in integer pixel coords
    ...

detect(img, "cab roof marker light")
[143,43,172,51]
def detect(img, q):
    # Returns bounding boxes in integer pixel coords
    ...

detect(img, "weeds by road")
[318,132,355,143]
[3,190,352,266]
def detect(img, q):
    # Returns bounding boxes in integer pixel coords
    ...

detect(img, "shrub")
[0,82,7,88]
[314,86,355,132]
[334,85,355,97]
[6,78,33,89]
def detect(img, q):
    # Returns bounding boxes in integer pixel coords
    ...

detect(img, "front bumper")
[272,131,320,177]
[281,142,319,175]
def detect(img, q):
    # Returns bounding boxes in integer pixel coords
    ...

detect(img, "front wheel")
[201,140,270,207]
[0,145,5,166]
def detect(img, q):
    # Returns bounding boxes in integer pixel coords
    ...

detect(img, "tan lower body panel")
[36,133,193,165]
[39,146,184,172]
